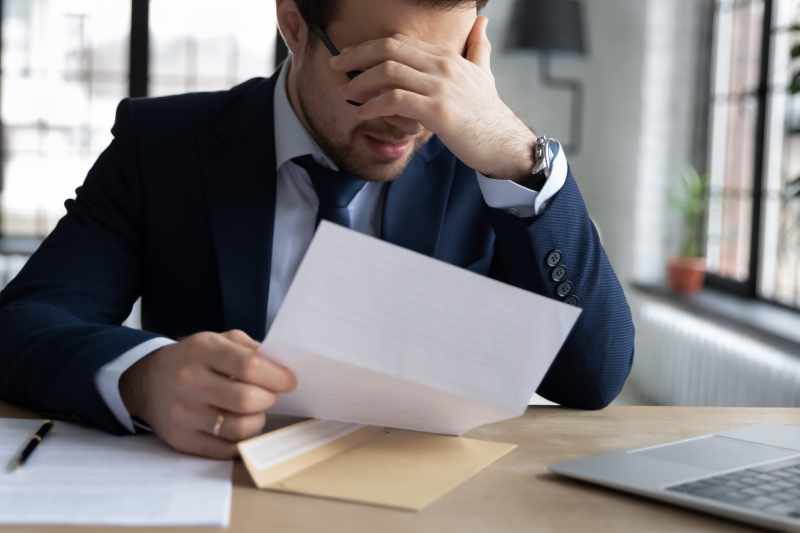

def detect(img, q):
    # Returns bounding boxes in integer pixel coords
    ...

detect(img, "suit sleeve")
[486,169,635,409]
[0,99,164,434]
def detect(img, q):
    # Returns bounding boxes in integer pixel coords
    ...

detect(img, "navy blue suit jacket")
[0,70,634,435]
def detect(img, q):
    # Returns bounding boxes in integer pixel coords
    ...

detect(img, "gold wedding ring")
[212,414,225,437]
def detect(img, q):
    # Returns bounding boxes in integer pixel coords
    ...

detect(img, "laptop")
[550,425,800,531]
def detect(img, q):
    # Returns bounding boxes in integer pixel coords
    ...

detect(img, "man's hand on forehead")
[329,16,538,183]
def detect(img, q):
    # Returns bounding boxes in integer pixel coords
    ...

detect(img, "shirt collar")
[273,56,339,171]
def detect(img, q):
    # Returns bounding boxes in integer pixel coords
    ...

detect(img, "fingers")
[356,89,434,124]
[342,60,439,103]
[207,335,297,394]
[176,431,240,460]
[196,368,276,414]
[174,404,267,443]
[331,34,442,77]
[221,329,260,351]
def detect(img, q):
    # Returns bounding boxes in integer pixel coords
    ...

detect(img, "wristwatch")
[527,136,561,191]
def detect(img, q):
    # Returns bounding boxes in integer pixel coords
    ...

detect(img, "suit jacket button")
[557,280,574,298]
[565,295,580,306]
[551,265,567,283]
[546,249,562,268]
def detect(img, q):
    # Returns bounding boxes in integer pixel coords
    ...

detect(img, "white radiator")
[631,300,800,407]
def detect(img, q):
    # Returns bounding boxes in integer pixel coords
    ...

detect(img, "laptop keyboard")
[667,456,800,520]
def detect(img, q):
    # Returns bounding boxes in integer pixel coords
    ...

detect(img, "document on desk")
[0,418,232,527]
[262,222,582,435]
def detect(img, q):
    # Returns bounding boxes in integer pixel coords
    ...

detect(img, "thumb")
[465,16,492,70]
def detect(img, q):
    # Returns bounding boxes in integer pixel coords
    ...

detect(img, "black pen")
[12,420,54,471]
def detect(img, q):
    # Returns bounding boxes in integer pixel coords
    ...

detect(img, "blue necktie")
[292,155,367,229]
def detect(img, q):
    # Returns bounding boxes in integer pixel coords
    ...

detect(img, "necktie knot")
[292,155,366,228]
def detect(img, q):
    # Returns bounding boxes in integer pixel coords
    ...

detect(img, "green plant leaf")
[792,71,800,94]
[669,167,710,258]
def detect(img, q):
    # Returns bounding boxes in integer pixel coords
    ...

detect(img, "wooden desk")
[2,403,798,533]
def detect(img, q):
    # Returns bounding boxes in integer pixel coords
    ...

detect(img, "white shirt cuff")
[94,337,176,433]
[476,145,569,217]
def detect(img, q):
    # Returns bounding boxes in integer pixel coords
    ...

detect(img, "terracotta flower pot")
[667,257,706,295]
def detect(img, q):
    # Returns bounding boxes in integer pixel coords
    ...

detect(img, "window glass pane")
[707,0,766,285]
[1,0,129,236]
[707,95,758,281]
[149,0,277,97]
[727,0,764,96]
[759,0,800,306]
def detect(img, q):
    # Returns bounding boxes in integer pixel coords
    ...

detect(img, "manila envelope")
[237,420,516,511]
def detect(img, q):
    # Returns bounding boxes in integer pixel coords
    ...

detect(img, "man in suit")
[0,0,634,459]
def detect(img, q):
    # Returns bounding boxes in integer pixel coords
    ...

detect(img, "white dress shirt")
[95,58,569,433]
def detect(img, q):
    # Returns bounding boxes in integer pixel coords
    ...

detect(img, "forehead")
[327,0,477,54]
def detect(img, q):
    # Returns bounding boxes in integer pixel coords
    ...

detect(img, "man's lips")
[363,134,413,160]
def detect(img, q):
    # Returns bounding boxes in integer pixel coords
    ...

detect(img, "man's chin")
[356,139,429,182]
[347,151,416,182]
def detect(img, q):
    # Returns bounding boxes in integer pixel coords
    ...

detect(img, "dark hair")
[295,0,489,29]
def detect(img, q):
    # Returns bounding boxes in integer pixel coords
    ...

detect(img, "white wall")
[484,0,711,285]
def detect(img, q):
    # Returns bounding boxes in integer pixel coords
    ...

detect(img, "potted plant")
[668,168,709,295]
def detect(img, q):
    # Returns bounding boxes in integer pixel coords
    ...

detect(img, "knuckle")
[175,365,194,386]
[190,331,215,347]
[227,329,249,343]
[236,390,258,413]
[383,60,399,78]
[388,89,404,104]
[236,355,260,382]
[431,99,448,118]
[436,58,452,76]
[382,39,398,56]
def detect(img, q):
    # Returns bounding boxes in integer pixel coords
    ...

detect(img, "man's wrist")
[484,126,538,183]
[120,356,150,420]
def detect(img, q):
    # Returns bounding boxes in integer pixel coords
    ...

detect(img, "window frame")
[705,0,800,313]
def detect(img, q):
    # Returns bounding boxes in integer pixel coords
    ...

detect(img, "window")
[707,0,800,309]
[0,1,279,238]
[149,0,276,97]
[1,1,130,236]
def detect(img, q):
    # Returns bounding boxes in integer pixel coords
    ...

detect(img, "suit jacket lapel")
[382,135,454,257]
[200,74,279,341]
